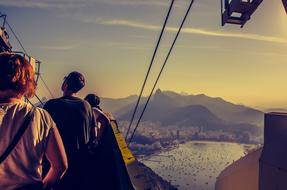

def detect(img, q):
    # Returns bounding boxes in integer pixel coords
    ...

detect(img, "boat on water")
[1,0,287,189]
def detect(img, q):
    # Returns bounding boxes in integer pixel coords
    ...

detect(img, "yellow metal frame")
[110,120,136,165]
[110,120,156,190]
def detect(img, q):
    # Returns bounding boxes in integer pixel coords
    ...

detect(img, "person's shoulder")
[93,107,103,114]
[15,102,55,127]
[34,106,56,127]
[44,98,65,109]
[34,106,53,119]
[60,96,91,111]
[73,96,87,103]
[63,96,86,105]
[83,100,94,114]
[45,98,63,105]
[72,97,90,107]
[82,99,91,107]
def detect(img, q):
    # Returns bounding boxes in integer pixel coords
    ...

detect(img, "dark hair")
[0,53,36,98]
[84,94,100,108]
[65,71,85,93]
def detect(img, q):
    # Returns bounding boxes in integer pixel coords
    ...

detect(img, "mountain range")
[101,89,264,134]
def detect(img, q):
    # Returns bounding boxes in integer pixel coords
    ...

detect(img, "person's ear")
[61,81,67,92]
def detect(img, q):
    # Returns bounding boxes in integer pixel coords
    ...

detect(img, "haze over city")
[1,0,287,109]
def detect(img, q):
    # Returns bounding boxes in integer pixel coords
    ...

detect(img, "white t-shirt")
[0,101,56,190]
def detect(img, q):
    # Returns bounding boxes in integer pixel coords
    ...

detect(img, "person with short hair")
[84,94,134,190]
[0,53,68,190]
[84,94,109,141]
[84,93,102,111]
[44,71,96,189]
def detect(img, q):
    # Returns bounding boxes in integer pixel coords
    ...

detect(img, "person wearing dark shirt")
[84,93,134,190]
[84,94,109,142]
[44,71,96,190]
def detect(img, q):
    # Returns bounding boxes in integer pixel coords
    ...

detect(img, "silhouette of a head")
[63,71,85,93]
[85,94,100,108]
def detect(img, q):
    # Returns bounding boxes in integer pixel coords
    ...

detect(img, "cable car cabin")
[221,0,263,27]
[0,14,12,52]
[0,27,12,52]
[283,0,287,14]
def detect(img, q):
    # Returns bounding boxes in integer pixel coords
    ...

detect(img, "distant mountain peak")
[197,93,207,97]
[153,89,173,104]
[154,89,166,99]
[102,89,264,127]
[155,88,162,94]
[180,91,189,96]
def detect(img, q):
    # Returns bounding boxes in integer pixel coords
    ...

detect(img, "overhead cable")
[25,98,35,107]
[40,75,55,98]
[6,19,48,106]
[125,0,175,140]
[6,20,28,54]
[34,94,44,106]
[128,0,195,144]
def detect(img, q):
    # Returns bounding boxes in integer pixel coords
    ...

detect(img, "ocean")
[141,141,256,190]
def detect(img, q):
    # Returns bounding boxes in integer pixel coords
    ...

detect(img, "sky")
[0,0,287,110]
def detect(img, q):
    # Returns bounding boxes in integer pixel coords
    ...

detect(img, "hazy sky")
[1,0,287,109]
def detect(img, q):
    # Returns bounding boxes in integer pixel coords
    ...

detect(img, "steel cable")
[128,0,195,144]
[125,0,175,140]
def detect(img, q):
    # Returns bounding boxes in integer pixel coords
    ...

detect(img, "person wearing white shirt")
[0,53,68,190]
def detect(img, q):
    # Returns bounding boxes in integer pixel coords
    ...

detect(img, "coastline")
[136,140,259,160]
[140,140,258,190]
